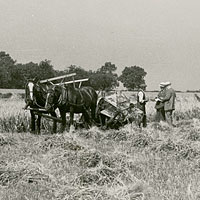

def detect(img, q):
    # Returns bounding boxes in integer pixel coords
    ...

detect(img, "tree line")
[0,51,147,91]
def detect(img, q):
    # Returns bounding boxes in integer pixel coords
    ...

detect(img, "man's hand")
[155,97,161,102]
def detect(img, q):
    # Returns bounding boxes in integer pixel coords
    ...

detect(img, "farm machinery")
[96,91,144,129]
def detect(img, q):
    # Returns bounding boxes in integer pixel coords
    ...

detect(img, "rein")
[33,97,45,108]
[34,85,47,108]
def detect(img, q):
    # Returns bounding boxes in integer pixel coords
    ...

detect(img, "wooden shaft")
[37,112,62,123]
[40,73,76,83]
[55,78,89,85]
[24,107,62,123]
[25,107,47,112]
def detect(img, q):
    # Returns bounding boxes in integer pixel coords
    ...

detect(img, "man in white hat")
[159,82,176,126]
[155,82,166,122]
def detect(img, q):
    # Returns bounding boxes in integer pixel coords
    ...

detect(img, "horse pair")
[25,79,97,133]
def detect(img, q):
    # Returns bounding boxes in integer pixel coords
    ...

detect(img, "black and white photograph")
[0,0,200,199]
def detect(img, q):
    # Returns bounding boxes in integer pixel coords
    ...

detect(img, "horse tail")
[81,87,98,120]
[87,87,98,120]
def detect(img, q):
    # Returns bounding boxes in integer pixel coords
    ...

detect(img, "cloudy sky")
[0,0,200,91]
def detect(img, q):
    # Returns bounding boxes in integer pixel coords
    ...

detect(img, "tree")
[38,60,55,80]
[0,52,57,88]
[89,62,118,91]
[98,62,117,74]
[0,52,16,88]
[9,64,25,89]
[64,65,91,79]
[13,60,55,88]
[61,65,92,86]
[118,66,147,90]
[21,62,39,79]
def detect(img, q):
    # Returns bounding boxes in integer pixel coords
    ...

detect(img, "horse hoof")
[69,125,75,133]
[30,130,37,134]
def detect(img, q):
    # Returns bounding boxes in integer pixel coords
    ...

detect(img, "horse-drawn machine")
[96,92,144,129]
[24,73,91,133]
[24,73,143,133]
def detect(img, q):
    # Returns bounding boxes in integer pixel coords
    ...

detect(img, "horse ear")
[33,77,40,83]
[46,82,55,91]
[46,81,54,89]
[46,80,54,85]
[46,83,51,90]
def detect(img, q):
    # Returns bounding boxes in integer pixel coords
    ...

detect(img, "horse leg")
[30,110,36,133]
[82,109,91,129]
[36,115,41,134]
[60,111,66,133]
[91,104,97,124]
[50,112,57,133]
[69,107,75,133]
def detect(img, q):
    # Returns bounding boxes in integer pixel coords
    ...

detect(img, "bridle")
[46,88,57,110]
[26,81,46,109]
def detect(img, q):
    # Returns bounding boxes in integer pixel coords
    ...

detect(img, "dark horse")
[25,79,57,133]
[45,84,98,132]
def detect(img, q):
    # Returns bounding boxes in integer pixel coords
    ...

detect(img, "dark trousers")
[155,108,166,122]
[142,113,147,127]
[165,110,174,126]
[137,103,147,127]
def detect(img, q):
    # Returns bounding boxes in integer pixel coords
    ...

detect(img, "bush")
[0,93,12,98]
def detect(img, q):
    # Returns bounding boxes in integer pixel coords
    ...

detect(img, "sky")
[0,0,200,91]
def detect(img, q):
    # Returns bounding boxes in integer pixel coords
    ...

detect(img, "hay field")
[1,91,200,200]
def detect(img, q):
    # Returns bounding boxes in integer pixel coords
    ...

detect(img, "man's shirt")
[138,91,145,103]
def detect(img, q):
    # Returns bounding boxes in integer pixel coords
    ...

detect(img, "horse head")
[25,78,37,107]
[25,78,47,108]
[45,85,62,112]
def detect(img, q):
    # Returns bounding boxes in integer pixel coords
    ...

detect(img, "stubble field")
[1,90,200,200]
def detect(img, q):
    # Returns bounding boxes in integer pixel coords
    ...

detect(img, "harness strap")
[33,98,45,108]
[64,88,85,107]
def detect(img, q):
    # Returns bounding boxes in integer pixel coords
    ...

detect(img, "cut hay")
[132,133,153,148]
[78,150,101,168]
[104,130,128,141]
[38,135,84,152]
[149,121,172,132]
[0,164,50,187]
[0,170,22,186]
[152,138,200,160]
[77,126,104,141]
[186,129,200,141]
[72,165,127,187]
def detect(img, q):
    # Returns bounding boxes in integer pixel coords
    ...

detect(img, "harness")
[33,97,44,108]
[58,87,92,119]
[59,87,85,107]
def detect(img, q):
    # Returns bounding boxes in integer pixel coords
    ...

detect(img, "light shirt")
[138,91,145,103]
